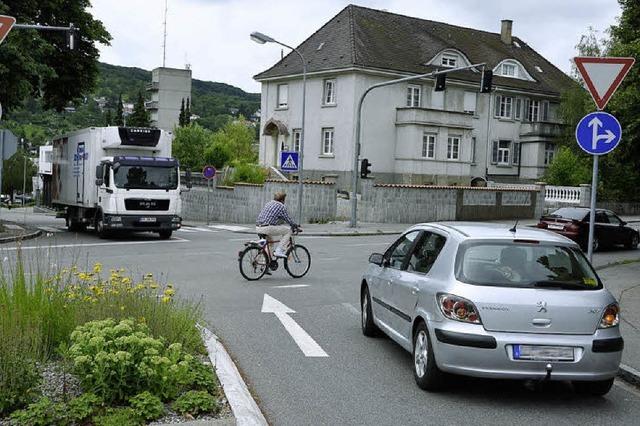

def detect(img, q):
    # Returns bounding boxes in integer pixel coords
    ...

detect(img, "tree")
[185,98,191,126]
[104,109,113,126]
[0,1,111,111]
[204,143,231,169]
[115,94,124,127]
[210,117,257,163]
[127,91,150,127]
[544,147,592,186]
[2,151,37,200]
[172,124,212,170]
[179,98,186,127]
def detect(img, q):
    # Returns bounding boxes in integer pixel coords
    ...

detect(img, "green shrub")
[69,319,195,402]
[9,397,64,426]
[0,357,40,416]
[93,407,142,426]
[230,162,267,184]
[186,359,220,396]
[66,393,104,423]
[172,390,219,417]
[129,391,165,421]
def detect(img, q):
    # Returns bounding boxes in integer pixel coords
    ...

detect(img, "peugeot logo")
[537,301,548,313]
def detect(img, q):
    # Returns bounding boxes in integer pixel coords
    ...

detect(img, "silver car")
[361,222,623,395]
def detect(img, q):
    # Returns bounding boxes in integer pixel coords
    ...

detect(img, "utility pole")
[162,0,168,67]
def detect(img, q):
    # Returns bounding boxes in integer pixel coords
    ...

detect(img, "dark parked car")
[537,207,639,252]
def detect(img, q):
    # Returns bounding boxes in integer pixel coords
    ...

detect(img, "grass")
[0,248,205,415]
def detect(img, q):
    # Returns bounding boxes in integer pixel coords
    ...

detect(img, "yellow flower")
[163,288,175,297]
[122,277,132,285]
[150,283,158,289]
[120,305,125,311]
[93,263,103,273]
[135,283,146,291]
[161,296,171,304]
[78,272,90,281]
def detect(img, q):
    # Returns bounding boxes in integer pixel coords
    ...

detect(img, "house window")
[492,140,511,165]
[321,128,334,156]
[447,136,460,160]
[502,63,516,77]
[323,79,336,105]
[512,142,520,165]
[422,133,436,159]
[544,143,555,165]
[463,91,476,114]
[514,98,522,120]
[527,99,540,122]
[292,129,301,152]
[406,85,421,107]
[495,95,513,119]
[441,54,457,67]
[277,84,288,108]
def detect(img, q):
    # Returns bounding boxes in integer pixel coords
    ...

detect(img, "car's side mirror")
[620,221,627,226]
[369,253,385,266]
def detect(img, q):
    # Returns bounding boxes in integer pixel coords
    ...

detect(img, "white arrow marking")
[588,117,603,150]
[261,294,329,357]
[597,129,615,144]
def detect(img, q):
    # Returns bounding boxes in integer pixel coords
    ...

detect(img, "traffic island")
[0,221,42,243]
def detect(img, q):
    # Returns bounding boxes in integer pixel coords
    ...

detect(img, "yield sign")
[0,15,16,45]
[574,57,635,110]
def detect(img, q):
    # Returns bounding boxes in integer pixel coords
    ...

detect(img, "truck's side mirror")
[95,165,104,186]
[185,169,193,189]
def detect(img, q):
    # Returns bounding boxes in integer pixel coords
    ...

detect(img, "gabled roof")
[254,5,573,96]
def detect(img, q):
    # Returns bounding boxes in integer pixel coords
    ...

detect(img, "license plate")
[513,345,574,361]
[548,223,565,230]
[139,217,156,223]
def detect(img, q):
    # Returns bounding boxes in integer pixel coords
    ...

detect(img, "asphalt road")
[4,218,640,426]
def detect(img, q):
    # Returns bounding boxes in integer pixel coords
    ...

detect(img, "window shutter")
[542,101,549,121]
[494,95,501,117]
[491,141,498,164]
[524,99,530,121]
[515,98,522,120]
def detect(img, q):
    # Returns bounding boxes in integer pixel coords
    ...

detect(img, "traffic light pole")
[349,63,486,228]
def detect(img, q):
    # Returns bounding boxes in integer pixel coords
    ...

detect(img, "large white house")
[254,5,572,189]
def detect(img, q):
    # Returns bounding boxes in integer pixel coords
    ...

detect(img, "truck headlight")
[110,216,122,223]
[172,216,181,223]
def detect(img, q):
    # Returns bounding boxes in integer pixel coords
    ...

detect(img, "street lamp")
[251,31,307,225]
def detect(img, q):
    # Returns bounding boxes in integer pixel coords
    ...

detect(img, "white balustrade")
[545,186,581,204]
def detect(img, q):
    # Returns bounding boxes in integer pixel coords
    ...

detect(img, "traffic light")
[360,158,372,179]
[434,73,446,92]
[480,69,493,93]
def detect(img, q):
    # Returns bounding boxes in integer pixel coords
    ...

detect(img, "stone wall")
[181,179,336,224]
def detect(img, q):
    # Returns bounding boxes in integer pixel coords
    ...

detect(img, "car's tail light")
[438,294,482,324]
[599,303,620,328]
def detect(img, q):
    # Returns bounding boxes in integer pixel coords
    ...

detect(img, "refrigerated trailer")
[52,127,189,238]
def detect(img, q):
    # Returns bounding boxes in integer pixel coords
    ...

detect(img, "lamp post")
[251,31,307,225]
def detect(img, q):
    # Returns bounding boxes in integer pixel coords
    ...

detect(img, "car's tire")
[159,230,173,239]
[413,321,445,391]
[361,286,380,337]
[95,213,110,239]
[625,233,639,250]
[572,378,614,396]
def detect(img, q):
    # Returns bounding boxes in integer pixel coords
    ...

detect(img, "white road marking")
[209,225,250,232]
[345,242,389,247]
[177,228,197,233]
[193,227,219,233]
[342,302,360,317]
[39,226,64,233]
[1,238,189,251]
[261,294,329,357]
[271,284,310,289]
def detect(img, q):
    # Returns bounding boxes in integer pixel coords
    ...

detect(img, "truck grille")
[125,199,170,211]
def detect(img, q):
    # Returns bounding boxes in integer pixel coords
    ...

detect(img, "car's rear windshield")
[547,208,587,221]
[455,242,602,290]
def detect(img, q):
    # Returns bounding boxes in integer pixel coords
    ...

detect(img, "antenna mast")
[162,0,168,67]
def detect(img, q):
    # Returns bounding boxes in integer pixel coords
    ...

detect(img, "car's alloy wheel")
[412,322,444,391]
[414,330,429,378]
[625,233,639,250]
[361,286,379,337]
[592,236,599,252]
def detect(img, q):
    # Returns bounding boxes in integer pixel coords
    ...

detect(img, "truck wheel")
[67,216,83,232]
[159,230,172,239]
[95,214,110,239]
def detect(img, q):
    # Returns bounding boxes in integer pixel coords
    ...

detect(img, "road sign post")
[279,151,299,173]
[573,56,634,261]
[203,165,216,225]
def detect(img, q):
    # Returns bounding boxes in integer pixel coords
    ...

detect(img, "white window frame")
[447,136,461,160]
[502,63,517,77]
[441,54,457,68]
[406,85,421,107]
[544,142,555,165]
[497,140,511,165]
[495,95,513,119]
[323,79,336,105]
[422,133,436,159]
[321,128,334,156]
[292,129,301,152]
[528,99,540,122]
[277,84,288,109]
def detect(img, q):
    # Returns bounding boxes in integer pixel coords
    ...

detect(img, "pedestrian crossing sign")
[280,151,299,172]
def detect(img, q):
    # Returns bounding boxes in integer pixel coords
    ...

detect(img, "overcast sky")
[90,0,621,93]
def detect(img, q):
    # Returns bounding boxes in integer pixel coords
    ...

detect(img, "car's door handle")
[411,286,419,295]
[532,318,552,327]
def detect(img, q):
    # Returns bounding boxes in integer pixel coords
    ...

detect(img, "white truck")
[52,127,190,238]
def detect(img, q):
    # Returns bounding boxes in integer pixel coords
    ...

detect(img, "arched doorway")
[262,118,289,167]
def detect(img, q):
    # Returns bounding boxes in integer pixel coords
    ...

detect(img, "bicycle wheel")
[239,246,268,281]
[284,244,311,278]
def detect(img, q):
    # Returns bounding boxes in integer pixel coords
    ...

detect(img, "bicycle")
[238,228,311,281]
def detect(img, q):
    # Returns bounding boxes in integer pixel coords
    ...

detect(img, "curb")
[595,258,640,271]
[198,325,267,426]
[0,229,42,244]
[619,364,640,387]
[231,229,402,237]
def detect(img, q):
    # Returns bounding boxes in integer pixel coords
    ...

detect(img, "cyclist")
[256,192,300,258]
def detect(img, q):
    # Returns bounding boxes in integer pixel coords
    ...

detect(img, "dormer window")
[441,54,457,68]
[502,63,516,77]
[493,59,535,81]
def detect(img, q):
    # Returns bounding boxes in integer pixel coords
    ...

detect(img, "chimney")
[501,19,513,45]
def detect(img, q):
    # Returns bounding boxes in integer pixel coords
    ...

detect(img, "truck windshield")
[113,165,178,190]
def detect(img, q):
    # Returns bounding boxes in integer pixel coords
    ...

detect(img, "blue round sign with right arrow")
[575,111,622,155]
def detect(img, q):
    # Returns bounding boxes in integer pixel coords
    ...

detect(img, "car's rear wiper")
[532,280,588,290]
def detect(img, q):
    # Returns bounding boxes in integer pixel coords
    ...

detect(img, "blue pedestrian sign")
[280,151,299,172]
[575,111,622,155]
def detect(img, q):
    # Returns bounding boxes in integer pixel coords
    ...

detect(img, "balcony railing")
[519,121,564,138]
[396,107,474,129]
[145,101,159,110]
[146,82,159,91]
